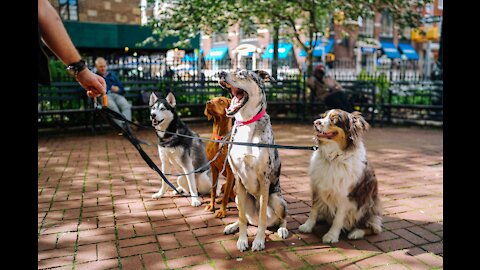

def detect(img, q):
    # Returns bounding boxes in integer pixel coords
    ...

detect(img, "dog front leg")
[235,178,249,252]
[252,182,268,251]
[152,159,171,199]
[181,162,202,207]
[217,168,234,218]
[322,205,347,243]
[205,167,219,213]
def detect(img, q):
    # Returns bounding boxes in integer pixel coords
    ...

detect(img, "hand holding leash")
[102,94,108,107]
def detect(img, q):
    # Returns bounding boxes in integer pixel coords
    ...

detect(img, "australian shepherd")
[299,109,383,243]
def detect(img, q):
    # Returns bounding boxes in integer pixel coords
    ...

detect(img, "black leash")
[103,107,318,151]
[95,96,180,194]
[164,130,231,177]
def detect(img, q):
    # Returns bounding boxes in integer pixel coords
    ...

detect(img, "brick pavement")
[38,123,443,269]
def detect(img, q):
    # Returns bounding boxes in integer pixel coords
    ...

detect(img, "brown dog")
[204,97,236,218]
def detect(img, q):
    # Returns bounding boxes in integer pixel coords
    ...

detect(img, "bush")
[49,58,75,82]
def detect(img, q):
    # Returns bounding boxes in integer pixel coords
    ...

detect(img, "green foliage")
[357,69,390,103]
[49,58,75,82]
[146,0,431,79]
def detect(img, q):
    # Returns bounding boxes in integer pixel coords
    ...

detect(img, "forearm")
[38,0,81,65]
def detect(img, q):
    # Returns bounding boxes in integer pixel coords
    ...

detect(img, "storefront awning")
[398,43,419,60]
[205,47,228,60]
[299,39,334,57]
[63,21,199,50]
[262,43,293,59]
[182,49,203,62]
[380,42,402,59]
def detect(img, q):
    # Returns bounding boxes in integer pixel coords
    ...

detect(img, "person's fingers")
[86,89,101,98]
[98,77,107,90]
[87,77,106,96]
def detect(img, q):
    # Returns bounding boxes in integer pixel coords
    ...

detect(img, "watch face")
[66,67,76,77]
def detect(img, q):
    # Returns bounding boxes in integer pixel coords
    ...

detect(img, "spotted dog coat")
[298,109,383,243]
[219,70,288,252]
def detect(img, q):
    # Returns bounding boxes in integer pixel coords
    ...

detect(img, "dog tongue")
[227,96,239,112]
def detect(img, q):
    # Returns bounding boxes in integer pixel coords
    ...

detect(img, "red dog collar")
[235,109,266,127]
[213,134,223,140]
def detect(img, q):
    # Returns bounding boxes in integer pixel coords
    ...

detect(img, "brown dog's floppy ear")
[225,97,231,108]
[254,70,276,83]
[204,104,212,121]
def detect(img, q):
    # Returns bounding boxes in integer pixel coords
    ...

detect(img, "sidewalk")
[38,124,443,269]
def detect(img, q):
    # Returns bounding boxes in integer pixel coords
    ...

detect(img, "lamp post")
[424,40,431,80]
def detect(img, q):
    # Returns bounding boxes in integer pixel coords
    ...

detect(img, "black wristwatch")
[66,59,87,77]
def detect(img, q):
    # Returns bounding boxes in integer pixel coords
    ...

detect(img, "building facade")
[201,1,442,76]
[49,0,142,24]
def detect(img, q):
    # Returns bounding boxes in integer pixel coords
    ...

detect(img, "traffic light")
[426,26,439,41]
[411,28,427,43]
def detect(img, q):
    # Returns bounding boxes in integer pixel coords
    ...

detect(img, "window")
[438,0,443,10]
[212,32,228,43]
[58,0,78,21]
[425,3,434,16]
[360,17,374,37]
[240,24,258,41]
[402,27,411,39]
[380,12,393,37]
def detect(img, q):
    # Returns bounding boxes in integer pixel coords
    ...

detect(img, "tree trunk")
[307,50,313,80]
[272,24,279,80]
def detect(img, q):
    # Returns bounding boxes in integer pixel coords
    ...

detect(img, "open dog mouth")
[220,80,249,116]
[151,118,164,126]
[315,127,338,139]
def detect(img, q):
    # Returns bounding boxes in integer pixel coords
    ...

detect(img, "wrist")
[66,59,87,77]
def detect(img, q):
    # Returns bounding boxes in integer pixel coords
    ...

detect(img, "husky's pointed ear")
[166,92,176,108]
[254,70,276,83]
[149,92,158,106]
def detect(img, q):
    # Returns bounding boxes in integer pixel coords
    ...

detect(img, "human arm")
[38,0,106,98]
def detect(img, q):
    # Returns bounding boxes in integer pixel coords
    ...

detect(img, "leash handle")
[102,95,108,107]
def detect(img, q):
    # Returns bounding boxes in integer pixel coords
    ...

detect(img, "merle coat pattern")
[219,70,289,252]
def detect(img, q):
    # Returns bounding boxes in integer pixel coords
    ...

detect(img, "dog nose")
[151,113,156,118]
[207,100,211,104]
[314,119,322,126]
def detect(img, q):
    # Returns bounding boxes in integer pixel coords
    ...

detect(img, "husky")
[149,92,214,207]
[219,70,289,252]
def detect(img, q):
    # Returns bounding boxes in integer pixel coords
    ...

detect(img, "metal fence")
[50,55,437,83]
[41,55,442,132]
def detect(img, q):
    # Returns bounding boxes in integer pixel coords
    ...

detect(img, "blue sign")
[361,47,376,53]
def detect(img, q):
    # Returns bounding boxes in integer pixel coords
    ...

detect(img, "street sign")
[422,16,442,24]
[361,47,376,53]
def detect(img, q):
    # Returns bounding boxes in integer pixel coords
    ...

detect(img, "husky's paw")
[298,223,313,233]
[224,222,239,235]
[322,231,339,244]
[251,237,265,252]
[237,238,249,252]
[191,197,202,207]
[152,192,165,199]
[277,227,289,239]
[347,228,365,240]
